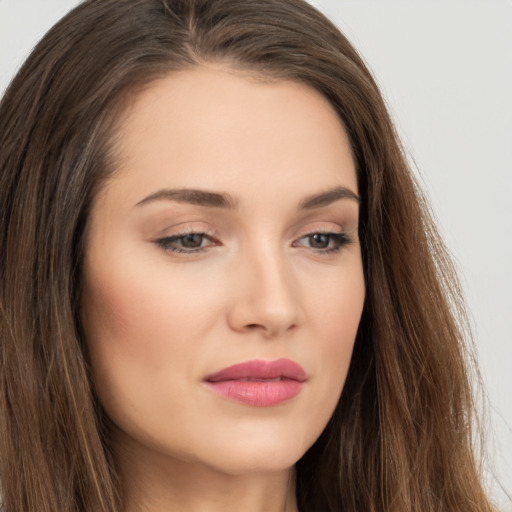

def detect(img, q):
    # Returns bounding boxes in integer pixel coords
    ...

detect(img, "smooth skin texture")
[81,65,365,512]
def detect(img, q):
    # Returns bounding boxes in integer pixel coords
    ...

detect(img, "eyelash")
[292,231,352,254]
[154,229,352,255]
[155,231,215,254]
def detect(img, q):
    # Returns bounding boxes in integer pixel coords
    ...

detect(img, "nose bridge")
[228,238,302,337]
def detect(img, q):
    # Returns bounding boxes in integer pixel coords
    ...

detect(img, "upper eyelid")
[157,231,217,245]
[149,211,355,234]
[158,227,346,240]
[155,225,216,239]
[154,233,215,254]
[298,226,343,235]
[155,220,351,238]
[294,231,352,244]
[294,224,352,241]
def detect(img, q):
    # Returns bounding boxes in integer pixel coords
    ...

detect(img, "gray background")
[1,0,510,509]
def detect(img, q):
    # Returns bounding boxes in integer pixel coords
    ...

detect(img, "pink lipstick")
[204,358,306,406]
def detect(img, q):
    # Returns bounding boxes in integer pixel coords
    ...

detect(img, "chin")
[202,449,302,477]
[186,426,316,476]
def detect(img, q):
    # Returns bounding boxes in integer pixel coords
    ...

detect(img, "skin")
[81,65,365,512]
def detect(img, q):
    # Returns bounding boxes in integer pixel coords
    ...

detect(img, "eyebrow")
[135,189,238,209]
[135,185,359,210]
[299,186,360,209]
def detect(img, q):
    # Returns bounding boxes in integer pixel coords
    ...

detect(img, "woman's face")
[81,65,365,475]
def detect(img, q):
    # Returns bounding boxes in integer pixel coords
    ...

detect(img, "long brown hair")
[0,0,495,511]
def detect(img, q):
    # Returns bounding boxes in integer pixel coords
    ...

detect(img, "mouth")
[203,358,307,407]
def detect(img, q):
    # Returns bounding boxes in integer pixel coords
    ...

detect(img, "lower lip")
[205,379,303,406]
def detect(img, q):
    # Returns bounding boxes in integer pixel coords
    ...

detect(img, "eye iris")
[181,233,204,248]
[309,233,329,249]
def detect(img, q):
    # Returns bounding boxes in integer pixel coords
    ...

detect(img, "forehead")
[102,64,357,207]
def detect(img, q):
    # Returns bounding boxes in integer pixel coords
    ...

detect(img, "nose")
[226,246,304,338]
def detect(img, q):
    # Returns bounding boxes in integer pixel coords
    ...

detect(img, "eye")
[155,232,217,254]
[293,232,352,254]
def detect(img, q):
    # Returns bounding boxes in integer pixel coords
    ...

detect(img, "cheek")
[82,249,217,354]
[304,260,365,400]
[304,252,365,334]
[81,237,255,424]
[80,252,218,412]
[82,269,167,371]
[80,260,224,461]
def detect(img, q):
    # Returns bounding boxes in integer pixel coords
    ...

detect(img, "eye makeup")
[155,231,220,254]
[292,231,352,254]
[154,228,353,256]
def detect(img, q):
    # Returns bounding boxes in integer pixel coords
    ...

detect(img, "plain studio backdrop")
[1,0,511,509]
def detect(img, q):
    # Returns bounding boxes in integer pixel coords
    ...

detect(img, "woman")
[0,0,495,511]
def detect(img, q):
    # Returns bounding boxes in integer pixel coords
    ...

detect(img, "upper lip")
[204,358,307,383]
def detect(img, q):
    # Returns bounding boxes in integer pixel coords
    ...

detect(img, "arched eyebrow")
[299,186,360,209]
[135,186,359,209]
[135,189,238,209]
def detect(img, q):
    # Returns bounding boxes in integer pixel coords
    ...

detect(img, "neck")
[115,435,299,512]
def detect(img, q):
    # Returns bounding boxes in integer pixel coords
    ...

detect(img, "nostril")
[243,322,298,336]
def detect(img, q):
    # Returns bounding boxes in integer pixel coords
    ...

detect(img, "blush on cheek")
[80,261,157,381]
[81,257,209,378]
